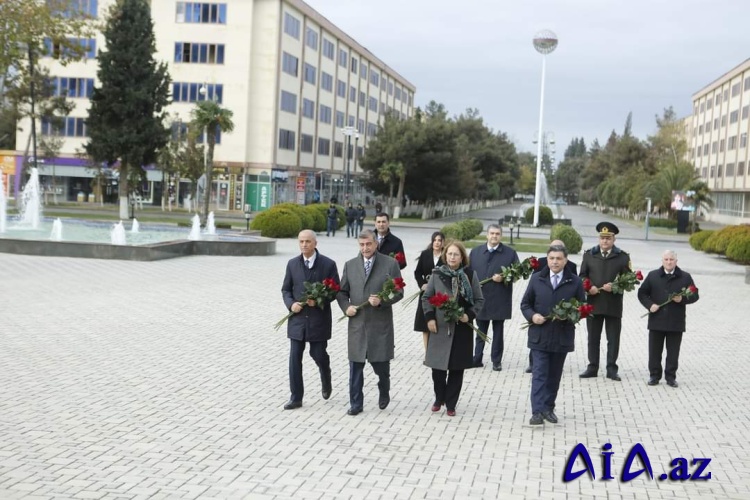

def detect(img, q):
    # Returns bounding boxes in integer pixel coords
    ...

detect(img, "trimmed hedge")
[550,224,583,254]
[726,233,750,264]
[273,203,314,229]
[702,225,750,255]
[688,230,714,251]
[304,205,326,232]
[648,217,678,229]
[440,218,484,242]
[524,205,554,226]
[250,208,302,238]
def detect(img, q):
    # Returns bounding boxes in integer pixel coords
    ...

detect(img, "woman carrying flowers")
[637,250,699,388]
[421,241,484,417]
[520,244,585,426]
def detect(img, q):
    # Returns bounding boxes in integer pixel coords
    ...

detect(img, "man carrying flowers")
[579,221,632,382]
[280,230,340,410]
[520,244,585,426]
[637,250,699,388]
[338,230,404,415]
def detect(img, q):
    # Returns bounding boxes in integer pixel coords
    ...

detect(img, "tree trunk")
[394,172,406,219]
[118,163,129,219]
[202,138,215,225]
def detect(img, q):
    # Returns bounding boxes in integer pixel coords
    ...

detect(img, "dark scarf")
[435,265,474,306]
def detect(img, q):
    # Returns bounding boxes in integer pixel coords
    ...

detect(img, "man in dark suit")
[525,239,578,373]
[579,222,631,381]
[521,244,585,425]
[280,230,339,410]
[338,230,403,415]
[637,250,699,388]
[470,224,519,371]
[375,212,407,269]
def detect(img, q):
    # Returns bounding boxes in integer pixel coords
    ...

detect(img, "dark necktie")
[602,251,609,259]
[364,259,372,277]
[552,274,559,289]
[305,259,310,269]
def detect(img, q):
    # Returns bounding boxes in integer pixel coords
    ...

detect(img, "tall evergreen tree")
[85,0,170,218]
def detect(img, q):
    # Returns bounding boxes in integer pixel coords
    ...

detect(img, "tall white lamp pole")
[532,30,558,227]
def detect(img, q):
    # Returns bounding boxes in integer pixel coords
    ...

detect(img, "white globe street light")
[532,30,558,227]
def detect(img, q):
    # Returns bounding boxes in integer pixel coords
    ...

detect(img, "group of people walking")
[280,216,699,424]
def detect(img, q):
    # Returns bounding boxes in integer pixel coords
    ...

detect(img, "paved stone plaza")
[1,205,748,499]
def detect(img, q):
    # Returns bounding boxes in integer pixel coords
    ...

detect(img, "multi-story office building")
[689,58,750,224]
[10,0,415,211]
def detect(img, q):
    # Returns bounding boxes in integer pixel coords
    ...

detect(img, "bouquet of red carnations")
[640,284,698,318]
[522,298,594,329]
[427,292,489,342]
[610,270,644,294]
[338,276,406,322]
[481,256,540,285]
[274,278,340,330]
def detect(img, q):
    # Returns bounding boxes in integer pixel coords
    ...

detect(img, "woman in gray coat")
[422,241,484,416]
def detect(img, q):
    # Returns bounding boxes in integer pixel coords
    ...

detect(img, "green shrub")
[440,223,463,241]
[250,208,302,237]
[524,205,554,226]
[550,224,583,254]
[702,225,750,254]
[273,203,313,229]
[648,218,678,229]
[689,230,714,251]
[304,205,326,232]
[725,233,750,264]
[455,218,483,240]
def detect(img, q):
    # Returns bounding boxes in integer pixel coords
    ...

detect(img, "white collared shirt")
[303,254,316,269]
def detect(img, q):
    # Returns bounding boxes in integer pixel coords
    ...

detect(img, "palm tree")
[687,180,714,233]
[191,100,234,224]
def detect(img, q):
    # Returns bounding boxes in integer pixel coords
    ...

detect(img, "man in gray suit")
[338,230,403,415]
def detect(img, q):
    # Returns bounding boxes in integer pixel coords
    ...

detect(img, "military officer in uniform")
[578,222,631,381]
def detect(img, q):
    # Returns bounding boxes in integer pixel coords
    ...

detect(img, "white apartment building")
[12,0,415,211]
[689,58,750,224]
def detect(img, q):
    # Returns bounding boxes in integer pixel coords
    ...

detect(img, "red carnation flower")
[688,284,698,294]
[393,277,406,291]
[394,252,406,265]
[428,292,450,308]
[583,278,592,292]
[529,257,540,270]
[635,270,644,281]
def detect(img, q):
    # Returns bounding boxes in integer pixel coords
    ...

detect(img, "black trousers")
[585,315,622,375]
[530,349,567,414]
[473,319,505,364]
[289,339,330,402]
[349,360,390,410]
[649,330,683,382]
[431,369,464,411]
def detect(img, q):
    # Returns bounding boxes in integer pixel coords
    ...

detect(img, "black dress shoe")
[346,407,362,415]
[579,369,598,378]
[492,363,502,372]
[321,386,332,400]
[542,410,558,424]
[647,378,659,386]
[473,360,484,368]
[525,366,532,374]
[666,380,679,388]
[529,413,544,425]
[283,400,302,410]
[378,394,390,410]
[606,373,622,381]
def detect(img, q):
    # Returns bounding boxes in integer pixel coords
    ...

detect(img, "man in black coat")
[578,222,631,381]
[280,230,340,410]
[375,212,407,269]
[521,244,585,425]
[525,239,578,373]
[345,202,357,238]
[637,250,699,388]
[469,224,519,370]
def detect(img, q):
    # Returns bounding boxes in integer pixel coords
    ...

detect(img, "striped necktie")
[364,259,372,277]
[552,274,559,289]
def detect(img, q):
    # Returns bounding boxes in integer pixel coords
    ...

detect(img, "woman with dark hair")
[422,241,484,416]
[414,232,446,350]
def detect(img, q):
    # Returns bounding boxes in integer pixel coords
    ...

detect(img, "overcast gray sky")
[306,0,749,158]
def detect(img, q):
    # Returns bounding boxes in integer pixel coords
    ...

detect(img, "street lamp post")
[341,126,359,202]
[645,197,652,241]
[532,30,558,227]
[198,84,212,214]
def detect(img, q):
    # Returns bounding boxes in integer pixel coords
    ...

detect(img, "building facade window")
[282,52,298,76]
[360,64,367,80]
[357,118,364,134]
[358,91,365,107]
[367,122,377,137]
[318,137,330,156]
[41,116,87,137]
[714,118,719,130]
[172,82,223,103]
[280,90,297,114]
[395,87,401,100]
[52,77,94,98]
[300,133,313,153]
[305,27,318,50]
[368,96,377,112]
[334,141,343,158]
[44,37,96,59]
[320,72,333,92]
[302,98,315,119]
[370,70,379,87]
[721,115,727,126]
[349,86,356,103]
[742,105,749,120]
[728,135,737,150]
[741,132,748,148]
[319,104,332,124]
[338,48,347,68]
[53,0,98,17]
[730,110,739,123]
[738,161,746,176]
[322,38,334,59]
[279,129,295,150]
[176,2,227,24]
[348,115,355,127]
[745,77,750,92]
[174,42,225,64]
[335,111,344,127]
[337,79,346,98]
[351,58,358,74]
[720,139,725,152]
[726,163,735,176]
[303,63,316,85]
[732,82,741,97]
[283,12,300,39]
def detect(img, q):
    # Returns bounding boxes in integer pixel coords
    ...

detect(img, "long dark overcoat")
[469,243,518,320]
[637,266,699,332]
[281,251,340,341]
[578,245,630,317]
[422,267,484,370]
[413,249,444,332]
[337,253,403,362]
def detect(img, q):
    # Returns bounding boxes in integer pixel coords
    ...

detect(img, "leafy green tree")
[190,99,234,223]
[687,180,713,233]
[85,0,171,219]
[176,129,205,207]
